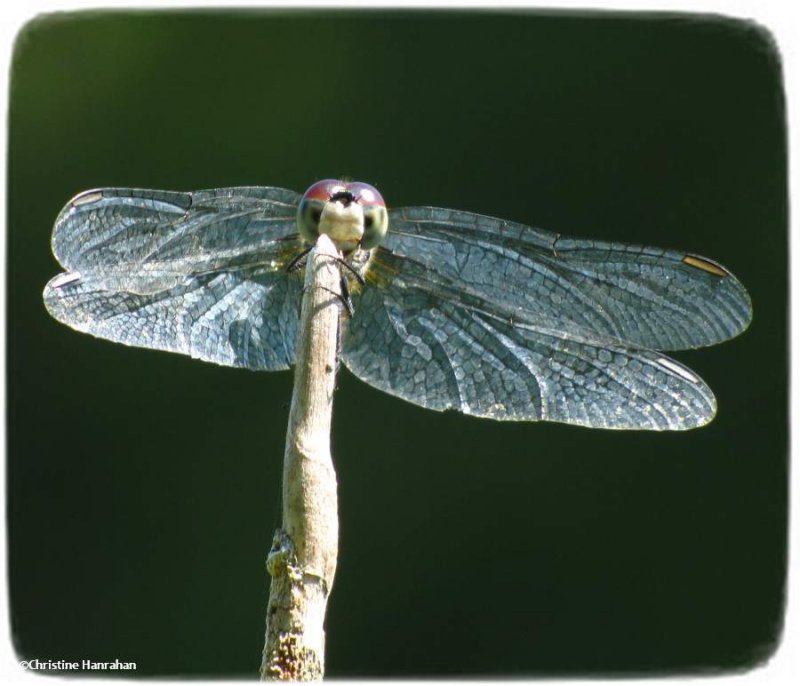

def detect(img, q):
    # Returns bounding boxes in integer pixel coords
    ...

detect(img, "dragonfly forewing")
[44,186,305,370]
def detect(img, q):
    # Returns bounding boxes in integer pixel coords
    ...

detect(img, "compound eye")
[297,179,346,243]
[349,182,388,249]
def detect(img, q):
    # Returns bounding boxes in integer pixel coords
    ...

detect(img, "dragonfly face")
[43,180,753,431]
[296,179,388,253]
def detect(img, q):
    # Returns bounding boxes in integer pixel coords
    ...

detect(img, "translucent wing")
[43,187,304,370]
[341,206,753,430]
[382,207,752,350]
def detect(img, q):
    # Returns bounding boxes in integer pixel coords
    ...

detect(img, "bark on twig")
[261,234,341,681]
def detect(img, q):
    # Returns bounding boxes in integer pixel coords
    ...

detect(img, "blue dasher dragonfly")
[43,179,752,431]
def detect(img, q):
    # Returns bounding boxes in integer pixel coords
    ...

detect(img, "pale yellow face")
[318,197,366,253]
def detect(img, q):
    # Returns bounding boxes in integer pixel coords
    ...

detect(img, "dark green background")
[7,9,787,678]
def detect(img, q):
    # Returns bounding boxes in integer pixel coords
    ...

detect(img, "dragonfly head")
[297,179,388,253]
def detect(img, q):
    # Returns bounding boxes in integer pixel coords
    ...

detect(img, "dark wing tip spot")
[682,254,729,277]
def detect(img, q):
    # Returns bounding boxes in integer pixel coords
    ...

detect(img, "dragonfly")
[43,179,752,431]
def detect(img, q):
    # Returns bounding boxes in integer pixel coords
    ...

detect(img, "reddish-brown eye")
[301,179,347,203]
[348,182,388,249]
[346,182,385,209]
[297,180,342,243]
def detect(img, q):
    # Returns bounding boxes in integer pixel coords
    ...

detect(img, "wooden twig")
[261,234,342,681]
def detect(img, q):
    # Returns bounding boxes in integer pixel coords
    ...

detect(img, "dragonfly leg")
[286,246,313,273]
[339,274,355,316]
[335,256,366,285]
[301,282,354,317]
